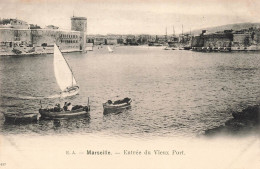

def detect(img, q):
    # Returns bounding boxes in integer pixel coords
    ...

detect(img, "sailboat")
[107,46,114,53]
[53,44,79,97]
[38,44,90,119]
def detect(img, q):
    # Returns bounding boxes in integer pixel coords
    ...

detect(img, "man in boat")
[67,102,73,111]
[63,102,73,111]
[54,104,61,112]
[63,102,68,111]
[107,100,113,104]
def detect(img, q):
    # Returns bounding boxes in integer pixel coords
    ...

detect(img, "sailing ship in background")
[107,46,114,53]
[53,44,79,98]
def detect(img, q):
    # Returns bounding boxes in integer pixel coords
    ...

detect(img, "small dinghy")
[107,46,114,53]
[164,46,172,50]
[39,103,90,119]
[3,112,38,123]
[103,97,132,114]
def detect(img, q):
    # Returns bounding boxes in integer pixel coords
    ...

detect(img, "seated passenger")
[54,103,61,112]
[63,102,68,111]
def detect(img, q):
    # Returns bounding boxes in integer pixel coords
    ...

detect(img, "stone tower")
[71,16,87,52]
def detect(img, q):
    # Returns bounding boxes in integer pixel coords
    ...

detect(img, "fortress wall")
[233,34,248,45]
[191,36,204,47]
[204,37,232,48]
[0,29,15,42]
[203,34,232,48]
[31,29,59,46]
[254,32,260,43]
[15,29,32,43]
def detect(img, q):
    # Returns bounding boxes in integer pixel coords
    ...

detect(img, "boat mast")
[71,66,73,87]
[181,24,184,43]
[165,27,167,42]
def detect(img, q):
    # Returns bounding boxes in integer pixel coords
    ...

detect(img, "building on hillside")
[29,24,41,29]
[0,18,29,29]
[45,25,59,29]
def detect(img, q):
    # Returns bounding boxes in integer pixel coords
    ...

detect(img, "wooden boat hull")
[103,103,131,110]
[4,113,38,123]
[60,86,79,98]
[103,105,131,115]
[103,98,132,115]
[39,107,89,119]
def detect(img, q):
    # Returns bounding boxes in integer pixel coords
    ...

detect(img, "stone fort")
[0,16,87,55]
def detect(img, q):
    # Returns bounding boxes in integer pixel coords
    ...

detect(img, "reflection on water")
[0,46,260,137]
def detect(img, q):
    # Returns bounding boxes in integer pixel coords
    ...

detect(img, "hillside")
[189,22,260,35]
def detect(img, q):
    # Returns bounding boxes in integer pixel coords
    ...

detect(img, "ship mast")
[182,24,183,36]
[165,27,167,42]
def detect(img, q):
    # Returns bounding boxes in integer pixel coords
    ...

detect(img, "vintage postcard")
[0,0,259,169]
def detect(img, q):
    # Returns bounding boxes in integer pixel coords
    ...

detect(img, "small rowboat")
[39,106,90,119]
[103,97,132,114]
[4,112,38,123]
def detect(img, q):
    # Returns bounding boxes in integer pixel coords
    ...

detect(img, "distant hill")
[189,22,260,35]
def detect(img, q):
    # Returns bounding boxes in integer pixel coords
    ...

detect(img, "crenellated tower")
[71,16,87,52]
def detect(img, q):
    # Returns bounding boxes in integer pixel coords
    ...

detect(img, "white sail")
[107,46,113,52]
[53,44,77,92]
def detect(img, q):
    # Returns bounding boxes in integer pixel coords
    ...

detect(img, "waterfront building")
[117,38,124,45]
[136,35,150,45]
[124,35,137,45]
[106,38,117,45]
[179,34,192,44]
[44,25,59,29]
[94,36,106,45]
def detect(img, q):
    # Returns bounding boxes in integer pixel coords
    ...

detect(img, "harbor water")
[0,46,260,138]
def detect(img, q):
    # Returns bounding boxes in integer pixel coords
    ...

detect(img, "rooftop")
[71,16,87,20]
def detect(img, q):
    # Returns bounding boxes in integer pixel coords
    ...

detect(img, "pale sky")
[1,0,260,35]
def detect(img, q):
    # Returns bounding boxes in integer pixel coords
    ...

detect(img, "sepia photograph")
[0,0,259,168]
